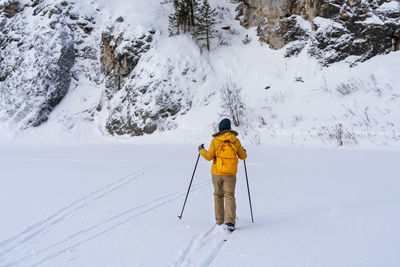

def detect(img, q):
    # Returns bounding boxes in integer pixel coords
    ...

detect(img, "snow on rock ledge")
[103,33,199,137]
[237,0,400,64]
[0,0,75,127]
[0,0,196,135]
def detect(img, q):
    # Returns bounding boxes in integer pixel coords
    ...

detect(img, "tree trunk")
[189,0,195,28]
[206,28,210,51]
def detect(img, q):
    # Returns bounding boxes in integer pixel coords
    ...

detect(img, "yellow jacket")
[200,130,247,175]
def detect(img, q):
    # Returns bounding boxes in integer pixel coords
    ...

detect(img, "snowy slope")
[0,145,399,266]
[0,0,399,148]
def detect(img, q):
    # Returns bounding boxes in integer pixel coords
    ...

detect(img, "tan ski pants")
[212,174,236,224]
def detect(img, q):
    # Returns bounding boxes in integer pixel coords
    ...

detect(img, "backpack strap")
[227,140,237,154]
[216,140,237,158]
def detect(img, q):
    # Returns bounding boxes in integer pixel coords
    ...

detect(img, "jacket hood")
[212,129,238,137]
[212,130,238,142]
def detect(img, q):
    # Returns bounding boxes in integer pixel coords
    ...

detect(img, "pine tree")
[168,0,200,36]
[182,0,198,32]
[178,0,188,32]
[193,0,217,51]
[168,0,219,51]
[168,0,181,36]
[168,0,179,36]
[185,0,197,30]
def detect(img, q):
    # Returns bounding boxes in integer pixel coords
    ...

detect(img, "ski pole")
[178,153,201,219]
[244,160,254,223]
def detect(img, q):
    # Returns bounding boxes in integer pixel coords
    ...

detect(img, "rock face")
[97,26,190,136]
[0,0,75,127]
[238,0,400,64]
[0,0,191,135]
[101,28,193,136]
[100,29,153,92]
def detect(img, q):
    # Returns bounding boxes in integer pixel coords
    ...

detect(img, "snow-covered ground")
[1,144,399,266]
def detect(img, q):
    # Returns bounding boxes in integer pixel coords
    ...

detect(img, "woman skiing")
[198,118,247,231]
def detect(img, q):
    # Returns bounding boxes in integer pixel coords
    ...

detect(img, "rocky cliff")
[0,0,197,135]
[1,0,399,142]
[0,0,75,127]
[238,0,400,64]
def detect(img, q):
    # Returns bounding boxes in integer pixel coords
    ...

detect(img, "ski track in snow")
[0,160,161,260]
[170,225,229,267]
[0,160,243,266]
[3,179,211,267]
[0,152,208,266]
[170,165,244,267]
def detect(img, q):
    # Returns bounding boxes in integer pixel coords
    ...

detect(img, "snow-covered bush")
[323,123,358,146]
[220,79,246,127]
[250,134,261,145]
[336,75,386,97]
[336,81,360,96]
[271,91,286,103]
[242,34,251,45]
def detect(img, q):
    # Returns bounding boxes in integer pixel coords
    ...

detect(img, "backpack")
[215,140,238,174]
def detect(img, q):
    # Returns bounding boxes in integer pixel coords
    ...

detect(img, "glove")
[198,144,205,152]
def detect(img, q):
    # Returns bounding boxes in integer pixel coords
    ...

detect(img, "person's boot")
[226,222,235,232]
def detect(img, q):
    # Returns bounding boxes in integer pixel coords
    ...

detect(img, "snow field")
[0,144,399,266]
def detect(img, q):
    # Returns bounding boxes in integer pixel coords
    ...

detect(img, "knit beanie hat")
[218,118,231,132]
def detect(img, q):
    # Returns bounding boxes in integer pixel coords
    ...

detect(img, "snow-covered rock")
[0,0,197,135]
[0,0,75,127]
[0,0,399,148]
[238,0,400,64]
